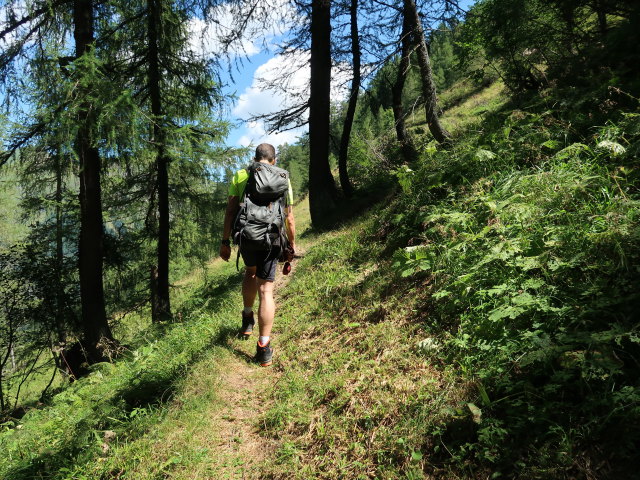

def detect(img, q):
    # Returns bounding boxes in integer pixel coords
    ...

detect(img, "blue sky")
[1,0,476,156]
[205,0,477,154]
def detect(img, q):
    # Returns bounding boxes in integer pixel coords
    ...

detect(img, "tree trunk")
[74,0,113,361]
[593,1,608,38]
[147,0,171,321]
[404,0,451,145]
[392,9,417,161]
[309,0,338,226]
[150,265,160,323]
[337,0,359,198]
[54,152,66,346]
[0,316,14,412]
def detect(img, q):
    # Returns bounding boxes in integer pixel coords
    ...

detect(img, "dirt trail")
[207,255,300,479]
[210,351,278,479]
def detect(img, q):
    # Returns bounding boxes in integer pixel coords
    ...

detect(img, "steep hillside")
[1,77,638,479]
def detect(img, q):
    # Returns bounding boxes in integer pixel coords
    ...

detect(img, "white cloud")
[232,53,309,149]
[234,53,310,117]
[237,123,303,149]
[232,52,352,149]
[188,1,299,58]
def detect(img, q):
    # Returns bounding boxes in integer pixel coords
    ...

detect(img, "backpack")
[232,162,290,265]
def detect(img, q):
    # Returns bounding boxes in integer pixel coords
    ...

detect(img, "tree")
[73,0,114,359]
[1,0,120,365]
[404,0,450,145]
[391,8,417,161]
[459,0,639,91]
[107,0,230,321]
[336,0,358,198]
[146,0,172,321]
[309,0,338,225]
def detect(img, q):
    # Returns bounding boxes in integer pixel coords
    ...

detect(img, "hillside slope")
[1,78,638,480]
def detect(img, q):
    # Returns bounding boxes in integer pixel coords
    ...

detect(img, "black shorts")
[240,246,281,281]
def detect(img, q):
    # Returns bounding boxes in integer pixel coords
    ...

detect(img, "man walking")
[219,143,296,366]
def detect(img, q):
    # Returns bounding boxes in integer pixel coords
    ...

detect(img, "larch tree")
[1,0,116,362]
[404,0,450,145]
[73,0,114,359]
[391,6,417,161]
[336,0,358,198]
[106,0,230,322]
[309,0,338,225]
[146,0,172,321]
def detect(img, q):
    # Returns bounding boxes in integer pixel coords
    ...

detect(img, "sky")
[0,0,475,156]
[194,0,476,155]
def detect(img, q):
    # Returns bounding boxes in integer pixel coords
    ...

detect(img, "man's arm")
[285,205,296,253]
[220,195,239,261]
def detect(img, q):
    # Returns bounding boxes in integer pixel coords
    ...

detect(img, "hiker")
[219,143,296,367]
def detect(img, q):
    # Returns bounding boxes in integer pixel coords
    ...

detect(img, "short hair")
[255,143,276,162]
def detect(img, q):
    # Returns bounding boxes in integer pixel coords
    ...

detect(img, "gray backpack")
[232,162,290,259]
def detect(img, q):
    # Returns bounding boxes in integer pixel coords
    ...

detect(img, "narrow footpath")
[202,262,297,480]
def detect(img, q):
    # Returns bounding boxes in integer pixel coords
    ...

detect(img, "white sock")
[243,307,252,315]
[259,336,270,345]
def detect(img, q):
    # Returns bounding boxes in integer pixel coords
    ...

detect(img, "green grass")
[0,255,244,479]
[2,77,638,479]
[257,219,467,479]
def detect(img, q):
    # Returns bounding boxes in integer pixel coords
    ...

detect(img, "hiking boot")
[255,340,273,367]
[240,311,255,339]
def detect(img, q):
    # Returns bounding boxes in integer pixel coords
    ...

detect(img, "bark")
[309,0,338,225]
[404,0,451,145]
[74,0,113,361]
[337,0,359,198]
[392,9,417,161]
[593,1,608,38]
[150,265,160,323]
[54,152,66,346]
[147,0,171,320]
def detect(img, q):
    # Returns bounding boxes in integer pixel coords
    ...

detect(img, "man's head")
[255,143,276,164]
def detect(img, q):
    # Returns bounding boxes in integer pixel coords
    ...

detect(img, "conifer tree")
[404,0,450,145]
[146,0,172,321]
[309,0,338,225]
[107,0,229,321]
[391,8,417,161]
[73,0,114,359]
[336,0,358,198]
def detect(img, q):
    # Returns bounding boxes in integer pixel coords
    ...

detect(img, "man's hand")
[220,243,231,261]
[285,243,295,262]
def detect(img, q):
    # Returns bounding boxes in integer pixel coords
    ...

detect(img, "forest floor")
[7,76,632,479]
[1,80,500,480]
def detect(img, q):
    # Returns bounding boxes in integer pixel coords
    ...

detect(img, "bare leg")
[242,266,257,310]
[256,278,275,338]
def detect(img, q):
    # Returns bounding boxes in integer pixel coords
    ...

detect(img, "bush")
[387,105,640,476]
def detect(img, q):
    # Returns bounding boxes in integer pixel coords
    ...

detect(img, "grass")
[402,77,509,142]
[2,75,638,479]
[0,251,243,479]
[256,218,468,479]
[0,194,313,480]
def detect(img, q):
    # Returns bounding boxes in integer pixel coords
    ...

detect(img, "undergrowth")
[385,93,640,477]
[0,259,243,480]
[255,82,640,479]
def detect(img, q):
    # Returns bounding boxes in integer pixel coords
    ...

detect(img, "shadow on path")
[3,269,246,480]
